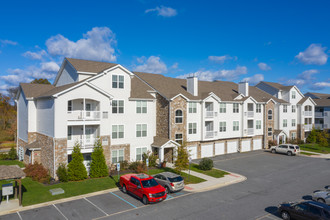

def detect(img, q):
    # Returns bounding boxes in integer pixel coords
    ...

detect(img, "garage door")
[253,138,262,150]
[188,145,197,159]
[201,144,213,158]
[215,142,225,155]
[241,140,251,152]
[227,141,238,154]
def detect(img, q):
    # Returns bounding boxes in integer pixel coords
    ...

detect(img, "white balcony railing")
[68,111,101,121]
[246,111,254,118]
[205,111,218,118]
[67,138,96,150]
[315,124,323,129]
[304,124,312,131]
[304,111,313,117]
[315,112,324,118]
[247,128,254,135]
[205,131,217,138]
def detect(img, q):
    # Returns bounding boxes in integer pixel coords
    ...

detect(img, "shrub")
[142,151,158,168]
[67,142,87,181]
[56,163,68,182]
[89,139,109,178]
[119,160,129,170]
[24,162,50,183]
[128,161,146,173]
[8,147,17,160]
[0,153,9,160]
[199,158,213,171]
[137,163,147,173]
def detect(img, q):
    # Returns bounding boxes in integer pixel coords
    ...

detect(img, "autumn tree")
[174,142,189,175]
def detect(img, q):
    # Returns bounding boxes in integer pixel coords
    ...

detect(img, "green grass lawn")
[0,142,16,148]
[147,167,205,184]
[299,143,330,154]
[189,164,229,178]
[300,152,318,156]
[0,160,25,168]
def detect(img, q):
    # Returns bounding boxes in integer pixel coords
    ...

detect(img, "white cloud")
[23,50,47,60]
[297,69,318,80]
[171,62,179,69]
[46,27,117,62]
[0,39,18,46]
[310,82,330,90]
[145,6,177,17]
[285,79,306,87]
[177,66,247,81]
[242,74,264,85]
[208,55,236,64]
[134,56,168,74]
[282,69,319,88]
[295,44,328,65]
[258,62,271,71]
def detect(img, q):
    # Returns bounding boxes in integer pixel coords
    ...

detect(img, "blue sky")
[1,0,330,94]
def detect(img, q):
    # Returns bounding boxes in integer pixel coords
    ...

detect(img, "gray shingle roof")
[0,165,26,180]
[20,83,55,98]
[306,92,330,106]
[260,81,294,91]
[66,58,118,73]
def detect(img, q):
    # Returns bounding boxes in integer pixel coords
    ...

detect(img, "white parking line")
[53,204,69,220]
[16,212,23,220]
[84,197,109,216]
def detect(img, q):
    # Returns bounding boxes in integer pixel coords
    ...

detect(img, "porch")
[151,136,180,163]
[67,98,101,121]
[67,125,100,152]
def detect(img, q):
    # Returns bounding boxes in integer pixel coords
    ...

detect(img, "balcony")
[315,124,323,129]
[247,128,254,135]
[304,124,312,131]
[67,138,96,150]
[205,111,218,118]
[68,111,101,121]
[245,111,254,118]
[315,112,324,118]
[205,131,217,139]
[304,111,313,117]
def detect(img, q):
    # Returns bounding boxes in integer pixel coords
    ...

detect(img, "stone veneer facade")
[156,94,169,139]
[110,144,130,168]
[265,101,275,147]
[170,96,187,142]
[100,135,111,166]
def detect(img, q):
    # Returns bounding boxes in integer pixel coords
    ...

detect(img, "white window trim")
[219,103,226,113]
[292,119,296,127]
[175,133,183,145]
[219,121,227,132]
[112,99,125,114]
[112,125,124,139]
[233,121,239,131]
[112,74,124,89]
[256,120,261,129]
[136,100,147,114]
[188,102,197,114]
[233,103,239,113]
[136,124,148,137]
[136,147,148,161]
[188,122,197,134]
[256,104,261,113]
[283,119,288,127]
[111,149,124,164]
[175,109,183,124]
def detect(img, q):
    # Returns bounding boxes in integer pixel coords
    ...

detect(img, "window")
[308,205,321,217]
[292,119,296,127]
[189,102,197,113]
[219,121,226,132]
[175,133,183,145]
[136,124,147,137]
[111,149,124,164]
[102,111,108,119]
[188,123,197,134]
[233,121,239,131]
[136,101,147,113]
[292,105,296,113]
[68,101,72,112]
[175,110,183,123]
[283,105,287,113]
[112,75,124,88]
[291,132,296,140]
[268,127,272,136]
[136,147,147,161]
[268,110,273,120]
[256,120,261,129]
[112,125,124,139]
[292,91,296,99]
[305,105,312,111]
[112,100,124,114]
[67,126,72,140]
[219,103,226,113]
[256,104,261,113]
[233,103,239,113]
[283,119,287,127]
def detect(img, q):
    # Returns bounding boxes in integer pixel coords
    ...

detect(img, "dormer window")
[112,75,124,88]
[292,91,296,99]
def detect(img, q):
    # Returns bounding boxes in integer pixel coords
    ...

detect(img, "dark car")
[278,200,330,220]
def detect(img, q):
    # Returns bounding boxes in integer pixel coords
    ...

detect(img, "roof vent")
[187,76,198,96]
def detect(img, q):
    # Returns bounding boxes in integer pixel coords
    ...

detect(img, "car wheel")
[165,186,170,194]
[122,185,127,193]
[142,195,148,205]
[287,151,292,156]
[281,211,290,220]
[271,149,276,153]
[317,198,326,204]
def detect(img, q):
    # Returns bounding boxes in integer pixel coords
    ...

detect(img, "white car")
[270,144,300,156]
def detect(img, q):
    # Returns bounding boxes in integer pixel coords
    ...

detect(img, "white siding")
[56,63,78,86]
[18,92,28,142]
[37,98,54,137]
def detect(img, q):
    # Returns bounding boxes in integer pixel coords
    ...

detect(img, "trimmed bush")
[56,163,68,182]
[8,147,17,160]
[119,160,129,170]
[67,142,87,181]
[0,153,9,160]
[24,162,50,183]
[199,158,213,171]
[128,161,146,173]
[142,151,158,167]
[89,139,109,178]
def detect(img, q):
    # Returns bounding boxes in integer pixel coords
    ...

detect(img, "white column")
[159,148,164,162]
[83,98,86,120]
[83,124,86,149]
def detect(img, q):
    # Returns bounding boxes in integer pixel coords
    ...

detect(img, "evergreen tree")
[67,142,87,181]
[174,142,189,175]
[306,127,317,143]
[89,139,109,178]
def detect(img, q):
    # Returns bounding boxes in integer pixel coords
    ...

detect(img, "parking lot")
[0,189,191,220]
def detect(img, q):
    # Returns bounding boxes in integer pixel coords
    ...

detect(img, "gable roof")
[20,83,55,99]
[66,58,118,73]
[152,136,180,148]
[305,92,330,106]
[130,76,155,99]
[260,81,294,91]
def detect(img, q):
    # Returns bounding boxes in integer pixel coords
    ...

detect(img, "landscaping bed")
[299,143,330,154]
[190,163,229,178]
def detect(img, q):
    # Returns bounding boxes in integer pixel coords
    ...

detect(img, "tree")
[30,78,51,84]
[89,139,109,178]
[0,94,16,130]
[67,142,87,181]
[174,142,189,174]
[306,127,317,143]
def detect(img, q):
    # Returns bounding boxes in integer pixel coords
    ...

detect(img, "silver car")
[271,144,300,156]
[152,172,184,194]
[312,187,330,205]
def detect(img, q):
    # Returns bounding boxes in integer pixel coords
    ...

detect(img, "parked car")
[278,200,330,220]
[270,144,300,156]
[312,187,330,205]
[119,173,167,205]
[152,172,184,193]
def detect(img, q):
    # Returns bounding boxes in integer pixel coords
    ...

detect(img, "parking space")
[0,190,191,220]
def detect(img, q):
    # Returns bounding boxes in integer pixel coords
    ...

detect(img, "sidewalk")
[182,169,246,192]
[300,150,330,159]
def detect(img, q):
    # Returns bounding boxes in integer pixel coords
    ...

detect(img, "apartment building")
[256,81,316,142]
[305,92,330,131]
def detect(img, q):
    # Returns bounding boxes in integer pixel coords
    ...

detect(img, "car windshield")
[168,176,183,182]
[141,178,159,188]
